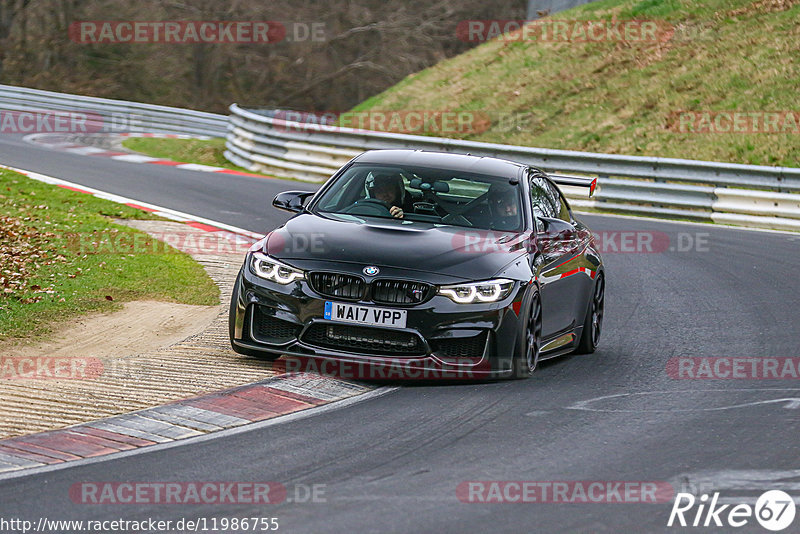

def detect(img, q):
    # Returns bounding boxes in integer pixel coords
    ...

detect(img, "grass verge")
[0,168,219,341]
[352,0,800,167]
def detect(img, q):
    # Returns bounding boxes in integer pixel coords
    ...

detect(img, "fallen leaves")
[0,214,66,303]
[727,0,800,16]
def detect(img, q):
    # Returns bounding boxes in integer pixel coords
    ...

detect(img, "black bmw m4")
[229,149,604,379]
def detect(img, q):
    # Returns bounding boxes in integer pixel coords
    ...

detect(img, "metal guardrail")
[1,85,794,232]
[225,104,800,231]
[0,84,227,137]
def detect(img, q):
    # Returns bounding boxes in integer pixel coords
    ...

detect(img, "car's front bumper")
[231,262,532,380]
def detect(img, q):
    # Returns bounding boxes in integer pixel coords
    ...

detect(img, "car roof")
[352,149,525,178]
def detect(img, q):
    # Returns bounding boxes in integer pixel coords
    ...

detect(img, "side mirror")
[273,191,314,213]
[537,217,575,238]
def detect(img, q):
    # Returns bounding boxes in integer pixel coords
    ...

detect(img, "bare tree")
[0,0,527,112]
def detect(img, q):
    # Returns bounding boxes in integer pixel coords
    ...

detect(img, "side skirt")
[540,328,581,360]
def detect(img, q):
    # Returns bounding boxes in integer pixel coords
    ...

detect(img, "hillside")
[352,0,800,167]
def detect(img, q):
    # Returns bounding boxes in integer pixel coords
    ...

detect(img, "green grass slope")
[0,169,219,341]
[353,0,800,167]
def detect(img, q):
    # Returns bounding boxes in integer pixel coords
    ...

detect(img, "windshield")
[314,163,524,231]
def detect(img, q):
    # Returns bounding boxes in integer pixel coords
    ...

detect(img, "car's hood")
[263,213,529,280]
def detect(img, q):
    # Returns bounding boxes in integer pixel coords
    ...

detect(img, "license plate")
[324,301,407,328]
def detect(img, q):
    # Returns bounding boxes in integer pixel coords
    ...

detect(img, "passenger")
[487,184,521,231]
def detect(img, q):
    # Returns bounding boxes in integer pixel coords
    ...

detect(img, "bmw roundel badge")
[363,266,380,276]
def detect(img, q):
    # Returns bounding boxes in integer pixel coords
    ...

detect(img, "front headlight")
[438,278,515,304]
[250,252,304,284]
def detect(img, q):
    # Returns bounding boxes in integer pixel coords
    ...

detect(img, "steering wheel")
[342,198,393,217]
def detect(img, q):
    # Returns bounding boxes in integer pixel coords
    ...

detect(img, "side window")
[545,180,572,222]
[529,173,557,220]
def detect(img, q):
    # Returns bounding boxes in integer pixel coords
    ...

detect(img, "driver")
[487,184,521,231]
[366,172,412,219]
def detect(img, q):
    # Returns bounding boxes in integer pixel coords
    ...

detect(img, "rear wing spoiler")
[550,174,597,197]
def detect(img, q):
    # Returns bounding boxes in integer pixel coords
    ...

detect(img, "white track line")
[575,209,800,236]
[0,163,265,240]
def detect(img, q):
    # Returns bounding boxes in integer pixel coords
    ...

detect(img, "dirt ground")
[1,301,219,361]
[0,220,281,439]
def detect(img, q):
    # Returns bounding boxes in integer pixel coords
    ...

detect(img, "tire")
[511,290,542,379]
[229,269,281,361]
[575,273,604,355]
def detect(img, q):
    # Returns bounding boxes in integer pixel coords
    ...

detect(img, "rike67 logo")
[668,490,796,531]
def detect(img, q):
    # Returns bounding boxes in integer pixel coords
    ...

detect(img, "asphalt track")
[1,134,799,533]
